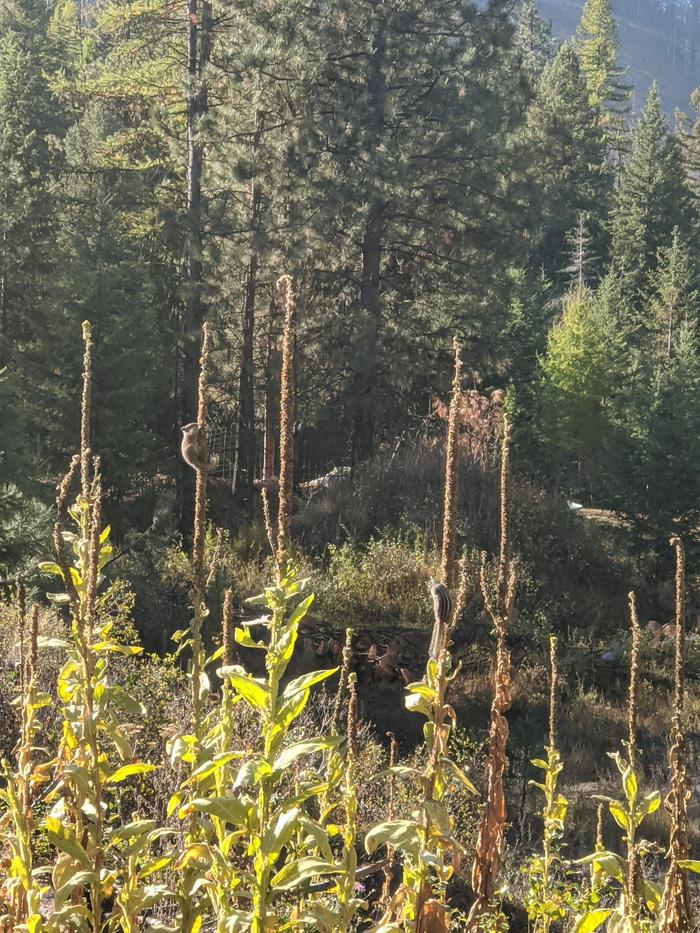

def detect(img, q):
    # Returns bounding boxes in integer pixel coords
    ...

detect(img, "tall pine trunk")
[352,29,386,462]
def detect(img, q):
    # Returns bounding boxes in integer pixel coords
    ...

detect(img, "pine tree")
[514,0,556,81]
[523,44,610,278]
[679,85,700,188]
[647,229,699,361]
[0,0,66,485]
[540,285,624,499]
[206,0,530,469]
[0,0,62,361]
[562,214,600,293]
[610,84,696,307]
[290,0,528,460]
[622,320,700,539]
[20,102,178,501]
[575,0,630,117]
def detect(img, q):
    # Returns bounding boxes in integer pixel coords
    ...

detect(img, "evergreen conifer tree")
[0,0,65,484]
[575,0,630,118]
[622,319,700,540]
[647,228,699,361]
[523,44,610,278]
[610,85,696,307]
[514,0,556,80]
[289,0,528,460]
[540,285,624,499]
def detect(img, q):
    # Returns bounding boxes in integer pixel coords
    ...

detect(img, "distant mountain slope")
[536,0,699,117]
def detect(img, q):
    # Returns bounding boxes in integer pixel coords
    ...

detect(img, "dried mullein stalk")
[659,538,692,933]
[467,414,515,931]
[276,275,296,564]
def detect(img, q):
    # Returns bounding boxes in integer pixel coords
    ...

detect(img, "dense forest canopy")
[1,0,700,581]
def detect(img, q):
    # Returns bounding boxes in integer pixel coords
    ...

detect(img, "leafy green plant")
[523,637,573,933]
[573,596,661,933]
[0,601,46,930]
[168,564,345,931]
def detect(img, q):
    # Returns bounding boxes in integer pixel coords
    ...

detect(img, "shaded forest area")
[3,2,700,929]
[2,0,700,648]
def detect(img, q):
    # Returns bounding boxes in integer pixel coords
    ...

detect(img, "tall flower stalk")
[467,413,516,930]
[659,537,692,933]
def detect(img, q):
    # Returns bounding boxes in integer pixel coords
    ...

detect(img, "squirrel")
[428,578,452,660]
[180,422,218,473]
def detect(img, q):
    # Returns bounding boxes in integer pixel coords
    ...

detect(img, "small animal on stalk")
[181,422,217,472]
[428,579,452,660]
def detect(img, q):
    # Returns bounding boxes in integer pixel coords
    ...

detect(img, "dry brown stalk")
[659,537,692,933]
[85,458,102,638]
[346,674,358,774]
[190,323,211,739]
[467,414,515,931]
[276,275,296,562]
[331,627,353,735]
[53,454,82,621]
[192,323,211,589]
[439,339,462,589]
[449,555,470,641]
[626,590,641,912]
[16,578,26,695]
[222,589,235,667]
[27,605,38,684]
[548,635,558,752]
[627,591,640,764]
[381,732,399,905]
[261,486,277,568]
[80,321,93,499]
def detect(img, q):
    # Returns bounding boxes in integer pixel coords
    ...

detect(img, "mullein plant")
[523,637,572,933]
[169,278,349,932]
[574,592,662,933]
[466,413,517,932]
[167,322,223,932]
[366,341,477,932]
[659,537,694,933]
[29,323,172,931]
[0,599,48,930]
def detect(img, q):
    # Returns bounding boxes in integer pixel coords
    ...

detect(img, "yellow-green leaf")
[106,763,156,784]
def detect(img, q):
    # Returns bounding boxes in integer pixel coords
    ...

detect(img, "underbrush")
[1,322,699,933]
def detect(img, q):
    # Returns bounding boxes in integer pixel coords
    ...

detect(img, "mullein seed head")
[85,457,102,637]
[627,591,640,763]
[276,275,296,564]
[81,321,92,500]
[16,578,26,693]
[332,627,353,735]
[548,635,558,752]
[659,537,692,933]
[193,323,211,590]
[222,588,234,667]
[53,455,81,620]
[261,487,277,567]
[595,803,604,851]
[440,339,461,589]
[346,672,358,771]
[28,605,38,683]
